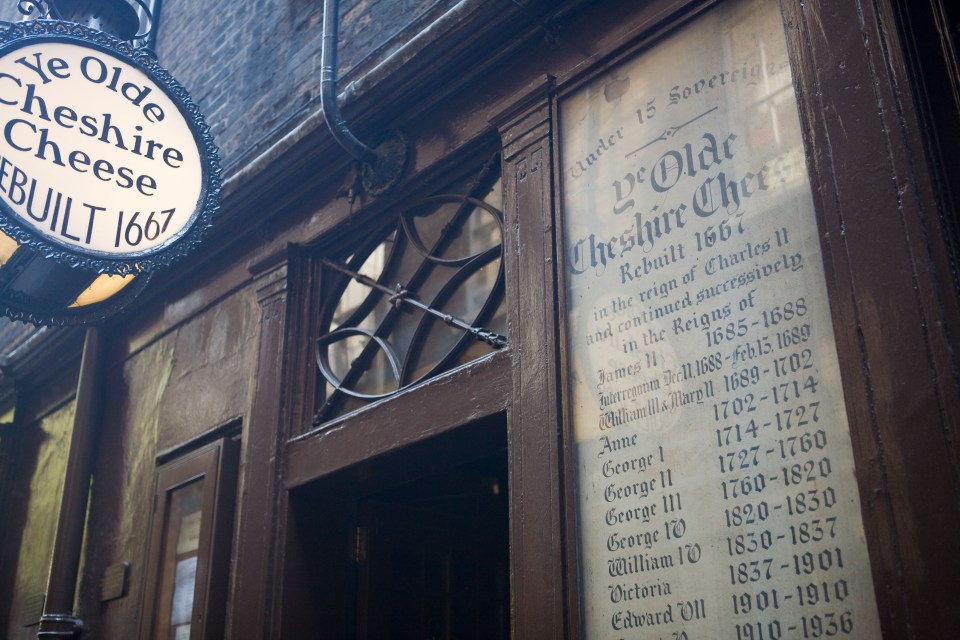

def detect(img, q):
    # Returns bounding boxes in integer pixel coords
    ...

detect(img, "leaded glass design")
[314,155,507,424]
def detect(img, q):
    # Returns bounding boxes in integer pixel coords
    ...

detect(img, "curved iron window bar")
[314,157,507,425]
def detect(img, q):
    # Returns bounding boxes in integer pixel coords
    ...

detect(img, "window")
[313,154,507,424]
[140,437,238,640]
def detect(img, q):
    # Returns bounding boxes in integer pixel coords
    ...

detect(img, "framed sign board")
[559,0,883,637]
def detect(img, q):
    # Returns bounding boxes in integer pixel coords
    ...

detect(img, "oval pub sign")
[0,20,220,275]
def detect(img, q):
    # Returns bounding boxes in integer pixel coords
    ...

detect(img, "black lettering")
[14,52,51,84]
[0,72,21,105]
[97,112,126,149]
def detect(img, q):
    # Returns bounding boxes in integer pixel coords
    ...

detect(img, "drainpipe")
[321,0,409,196]
[37,327,104,639]
[321,0,377,165]
[33,2,138,633]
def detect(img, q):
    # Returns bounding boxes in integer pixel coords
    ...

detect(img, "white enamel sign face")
[0,41,203,257]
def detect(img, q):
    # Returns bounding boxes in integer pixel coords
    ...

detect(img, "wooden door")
[356,452,509,640]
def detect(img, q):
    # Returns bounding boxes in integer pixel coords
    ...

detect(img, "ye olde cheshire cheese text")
[0,46,196,254]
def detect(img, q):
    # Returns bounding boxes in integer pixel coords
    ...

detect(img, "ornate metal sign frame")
[0,18,221,276]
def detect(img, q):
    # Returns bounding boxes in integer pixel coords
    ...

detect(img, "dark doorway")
[356,452,509,640]
[282,414,509,639]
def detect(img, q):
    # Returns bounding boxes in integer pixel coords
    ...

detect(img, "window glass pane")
[405,197,501,262]
[326,332,399,397]
[331,233,396,331]
[153,478,204,640]
[406,257,503,378]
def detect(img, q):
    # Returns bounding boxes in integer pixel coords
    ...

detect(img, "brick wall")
[156,0,455,172]
[0,0,456,173]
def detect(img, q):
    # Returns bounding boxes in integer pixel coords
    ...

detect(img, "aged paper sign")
[559,0,883,638]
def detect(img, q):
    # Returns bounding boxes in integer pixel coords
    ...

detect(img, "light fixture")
[0,0,219,325]
[45,0,142,39]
